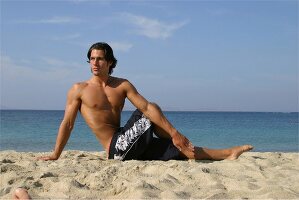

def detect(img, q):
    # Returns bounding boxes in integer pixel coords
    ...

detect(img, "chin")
[92,72,100,76]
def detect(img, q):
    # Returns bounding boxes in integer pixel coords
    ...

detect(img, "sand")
[0,150,298,199]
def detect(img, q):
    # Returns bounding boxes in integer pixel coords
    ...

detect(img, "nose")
[90,59,100,65]
[88,57,102,63]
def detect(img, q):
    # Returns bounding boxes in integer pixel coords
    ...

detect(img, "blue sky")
[1,0,298,111]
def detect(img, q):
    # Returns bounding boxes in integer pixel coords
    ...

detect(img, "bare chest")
[81,86,125,110]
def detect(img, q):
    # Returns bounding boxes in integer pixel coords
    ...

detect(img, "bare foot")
[226,145,254,160]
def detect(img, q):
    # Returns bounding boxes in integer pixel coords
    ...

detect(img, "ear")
[108,61,113,67]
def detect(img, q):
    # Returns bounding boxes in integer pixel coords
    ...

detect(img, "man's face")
[89,49,111,76]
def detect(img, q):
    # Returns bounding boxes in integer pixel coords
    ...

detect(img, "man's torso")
[78,76,127,151]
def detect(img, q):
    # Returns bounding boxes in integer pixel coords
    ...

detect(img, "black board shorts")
[108,109,185,161]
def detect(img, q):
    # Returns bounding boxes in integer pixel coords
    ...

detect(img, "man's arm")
[124,80,194,152]
[38,84,82,160]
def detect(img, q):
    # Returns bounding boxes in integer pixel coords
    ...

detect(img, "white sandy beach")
[0,150,298,199]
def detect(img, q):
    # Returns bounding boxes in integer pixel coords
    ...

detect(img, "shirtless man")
[39,42,253,161]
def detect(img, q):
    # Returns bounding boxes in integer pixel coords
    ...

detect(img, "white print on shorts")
[114,115,151,160]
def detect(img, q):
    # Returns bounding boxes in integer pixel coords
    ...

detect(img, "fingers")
[187,141,194,150]
[37,156,55,161]
[182,137,194,150]
[176,142,194,152]
[37,156,48,161]
[172,133,194,152]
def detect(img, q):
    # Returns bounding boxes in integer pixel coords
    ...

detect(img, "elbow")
[148,102,162,112]
[141,102,162,116]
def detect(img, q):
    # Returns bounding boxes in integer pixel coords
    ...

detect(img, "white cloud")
[13,16,82,24]
[0,55,89,109]
[40,57,82,69]
[119,12,189,39]
[1,55,76,82]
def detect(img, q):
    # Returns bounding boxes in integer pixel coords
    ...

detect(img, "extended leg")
[143,103,253,160]
[182,145,253,160]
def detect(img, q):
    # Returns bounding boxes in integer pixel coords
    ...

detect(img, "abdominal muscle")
[80,105,121,153]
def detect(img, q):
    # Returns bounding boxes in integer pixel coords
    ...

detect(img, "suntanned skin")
[39,49,253,161]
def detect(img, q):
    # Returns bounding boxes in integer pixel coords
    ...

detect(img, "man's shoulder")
[67,81,89,95]
[110,76,128,82]
[72,81,89,89]
[109,76,131,86]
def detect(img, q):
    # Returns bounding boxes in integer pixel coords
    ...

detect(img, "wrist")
[52,150,61,159]
[170,129,179,138]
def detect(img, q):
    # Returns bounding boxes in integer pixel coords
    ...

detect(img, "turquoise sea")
[1,110,298,152]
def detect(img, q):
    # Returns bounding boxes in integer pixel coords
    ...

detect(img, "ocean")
[1,110,298,152]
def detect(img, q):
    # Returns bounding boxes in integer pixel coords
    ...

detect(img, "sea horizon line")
[1,108,298,113]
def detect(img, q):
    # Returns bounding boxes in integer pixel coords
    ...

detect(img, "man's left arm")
[124,80,194,152]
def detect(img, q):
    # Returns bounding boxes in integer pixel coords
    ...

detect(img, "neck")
[90,75,111,86]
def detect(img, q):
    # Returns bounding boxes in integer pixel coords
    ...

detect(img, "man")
[39,42,253,161]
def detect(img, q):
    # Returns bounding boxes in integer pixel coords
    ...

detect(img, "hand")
[37,154,59,161]
[172,132,194,153]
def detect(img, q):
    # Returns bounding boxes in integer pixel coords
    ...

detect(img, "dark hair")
[87,42,118,75]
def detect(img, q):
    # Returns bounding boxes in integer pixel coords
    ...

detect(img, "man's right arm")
[38,83,82,161]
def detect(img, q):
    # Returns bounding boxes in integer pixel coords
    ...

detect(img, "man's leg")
[111,109,154,160]
[145,103,254,161]
[153,124,172,139]
[148,102,173,139]
[153,121,253,161]
[182,145,253,160]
